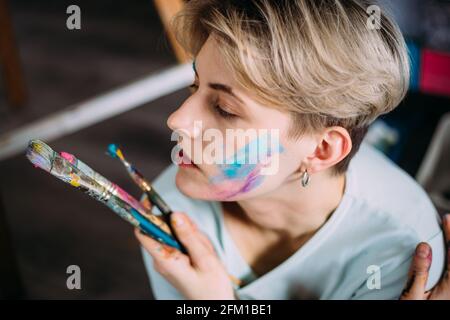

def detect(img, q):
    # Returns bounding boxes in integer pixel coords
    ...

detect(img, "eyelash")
[188,83,198,93]
[214,105,236,119]
[188,83,237,120]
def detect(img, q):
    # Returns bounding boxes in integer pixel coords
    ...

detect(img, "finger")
[197,231,216,253]
[183,216,215,253]
[140,195,152,211]
[135,229,195,282]
[400,243,432,300]
[443,214,450,271]
[135,228,177,258]
[171,212,218,270]
[135,228,187,264]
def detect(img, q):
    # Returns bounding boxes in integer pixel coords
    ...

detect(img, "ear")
[304,127,353,174]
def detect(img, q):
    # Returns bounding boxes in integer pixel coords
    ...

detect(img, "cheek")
[209,162,266,199]
[207,135,285,200]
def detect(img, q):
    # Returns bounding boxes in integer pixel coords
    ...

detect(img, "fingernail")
[172,213,185,228]
[416,243,430,259]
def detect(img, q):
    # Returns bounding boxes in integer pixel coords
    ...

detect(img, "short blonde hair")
[173,0,410,174]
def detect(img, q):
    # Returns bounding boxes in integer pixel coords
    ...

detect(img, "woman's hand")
[135,204,235,300]
[400,214,450,300]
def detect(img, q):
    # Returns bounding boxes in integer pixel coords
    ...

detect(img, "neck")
[231,170,346,240]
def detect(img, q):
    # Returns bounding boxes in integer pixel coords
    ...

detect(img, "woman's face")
[167,36,317,201]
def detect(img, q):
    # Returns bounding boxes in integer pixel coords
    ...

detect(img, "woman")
[137,206,447,300]
[136,0,446,299]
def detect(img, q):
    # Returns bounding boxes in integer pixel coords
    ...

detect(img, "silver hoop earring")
[301,170,310,187]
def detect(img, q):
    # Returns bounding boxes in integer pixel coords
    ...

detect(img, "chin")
[175,167,214,200]
[174,168,236,201]
[175,167,258,202]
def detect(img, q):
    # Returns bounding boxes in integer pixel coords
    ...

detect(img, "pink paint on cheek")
[239,166,264,193]
[211,164,264,200]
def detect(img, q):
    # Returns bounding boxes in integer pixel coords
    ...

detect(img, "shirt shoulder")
[347,143,441,240]
[341,144,445,291]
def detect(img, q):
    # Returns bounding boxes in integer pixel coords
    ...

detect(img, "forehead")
[194,37,235,83]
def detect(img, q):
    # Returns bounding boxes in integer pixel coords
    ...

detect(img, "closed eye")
[188,82,238,120]
[214,105,237,119]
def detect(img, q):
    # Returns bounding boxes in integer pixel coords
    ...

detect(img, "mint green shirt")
[141,143,445,299]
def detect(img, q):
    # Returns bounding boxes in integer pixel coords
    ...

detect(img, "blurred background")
[0,0,449,299]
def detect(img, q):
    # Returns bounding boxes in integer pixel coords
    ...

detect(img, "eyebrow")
[192,59,244,104]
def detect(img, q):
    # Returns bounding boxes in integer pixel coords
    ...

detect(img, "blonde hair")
[173,0,410,174]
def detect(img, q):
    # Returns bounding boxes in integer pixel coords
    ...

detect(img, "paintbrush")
[26,139,184,252]
[106,144,244,287]
[58,149,173,236]
[27,140,240,286]
[106,143,187,253]
[56,150,169,233]
[106,144,173,219]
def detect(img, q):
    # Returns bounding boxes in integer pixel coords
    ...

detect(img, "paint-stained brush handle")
[26,139,184,252]
[146,188,172,216]
[106,143,187,253]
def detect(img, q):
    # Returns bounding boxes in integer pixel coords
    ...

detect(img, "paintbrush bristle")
[106,143,125,161]
[26,139,54,172]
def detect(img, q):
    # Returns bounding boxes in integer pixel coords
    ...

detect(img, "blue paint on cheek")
[221,162,255,179]
[211,133,284,185]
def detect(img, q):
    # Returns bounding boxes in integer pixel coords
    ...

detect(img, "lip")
[178,149,199,169]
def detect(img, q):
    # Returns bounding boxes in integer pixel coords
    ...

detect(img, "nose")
[167,96,203,139]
